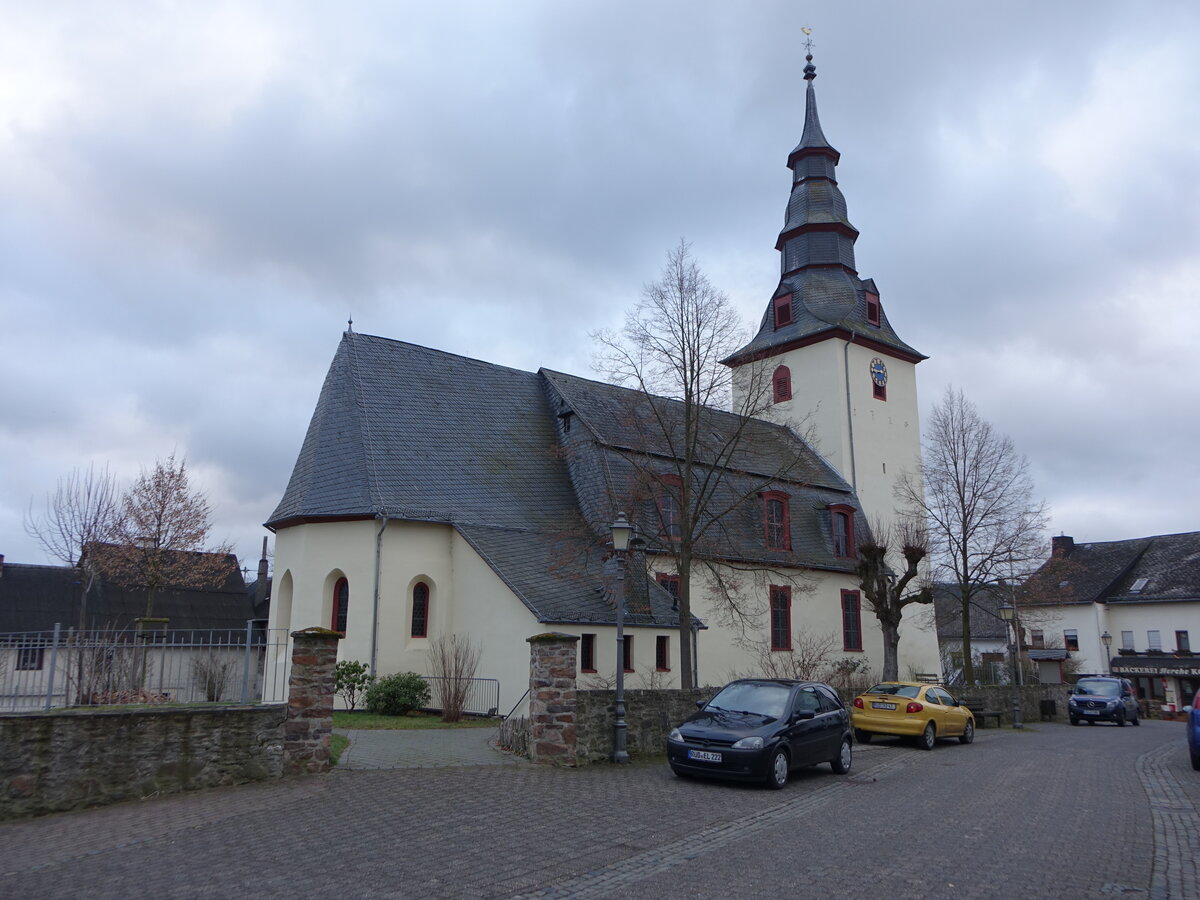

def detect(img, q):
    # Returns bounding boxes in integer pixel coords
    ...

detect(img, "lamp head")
[611,512,633,552]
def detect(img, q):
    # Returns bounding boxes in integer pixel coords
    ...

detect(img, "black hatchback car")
[666,679,853,789]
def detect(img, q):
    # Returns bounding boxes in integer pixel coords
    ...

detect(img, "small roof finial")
[802,26,817,81]
[347,315,354,332]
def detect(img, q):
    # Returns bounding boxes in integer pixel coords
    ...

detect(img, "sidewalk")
[335,725,528,769]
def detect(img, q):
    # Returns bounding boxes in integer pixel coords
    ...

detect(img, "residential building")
[1021,532,1200,710]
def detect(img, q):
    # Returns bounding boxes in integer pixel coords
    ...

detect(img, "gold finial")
[801,25,814,55]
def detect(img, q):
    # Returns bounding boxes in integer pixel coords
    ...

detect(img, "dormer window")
[762,491,791,550]
[828,504,856,558]
[773,293,793,329]
[657,474,682,541]
[866,292,880,326]
[772,365,792,403]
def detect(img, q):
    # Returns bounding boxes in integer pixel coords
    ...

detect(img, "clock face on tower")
[870,357,888,387]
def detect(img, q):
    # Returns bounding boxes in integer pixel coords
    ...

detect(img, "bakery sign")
[1111,659,1200,677]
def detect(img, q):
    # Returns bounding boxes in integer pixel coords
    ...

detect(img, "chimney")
[1051,535,1075,558]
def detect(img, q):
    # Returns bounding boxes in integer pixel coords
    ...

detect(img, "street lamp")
[999,603,1023,729]
[611,511,633,764]
[1101,631,1113,675]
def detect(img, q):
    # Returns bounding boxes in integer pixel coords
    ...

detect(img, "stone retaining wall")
[0,705,286,820]
[575,687,716,764]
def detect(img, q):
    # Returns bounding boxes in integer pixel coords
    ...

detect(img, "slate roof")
[0,555,254,634]
[268,330,874,626]
[932,583,1010,642]
[1022,532,1200,608]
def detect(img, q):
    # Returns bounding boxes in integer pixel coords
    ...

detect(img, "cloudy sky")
[3,1,1198,574]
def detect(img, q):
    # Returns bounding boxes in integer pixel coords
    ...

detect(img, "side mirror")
[695,699,707,709]
[792,710,816,722]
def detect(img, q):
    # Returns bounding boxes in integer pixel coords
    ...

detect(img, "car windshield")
[1074,679,1120,697]
[865,683,920,699]
[706,682,790,719]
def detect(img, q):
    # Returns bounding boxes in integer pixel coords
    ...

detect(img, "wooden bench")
[959,700,1003,728]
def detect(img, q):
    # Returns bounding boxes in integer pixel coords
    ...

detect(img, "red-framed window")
[657,474,682,540]
[580,633,596,672]
[656,635,670,671]
[411,582,430,638]
[331,577,349,635]
[841,589,863,651]
[622,634,634,672]
[772,365,792,403]
[873,382,887,401]
[774,293,794,328]
[770,586,792,650]
[829,505,856,558]
[762,490,791,550]
[656,573,680,604]
[866,292,880,326]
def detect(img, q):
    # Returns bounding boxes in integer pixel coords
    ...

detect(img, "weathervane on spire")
[802,26,817,81]
[347,315,354,332]
[801,25,814,54]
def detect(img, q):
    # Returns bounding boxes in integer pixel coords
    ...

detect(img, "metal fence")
[422,675,501,717]
[0,623,291,712]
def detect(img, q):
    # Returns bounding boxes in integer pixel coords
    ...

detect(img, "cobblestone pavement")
[0,720,1196,899]
[335,727,526,769]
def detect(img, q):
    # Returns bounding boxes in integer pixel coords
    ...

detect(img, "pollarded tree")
[96,453,233,620]
[898,388,1048,683]
[593,240,810,688]
[855,519,934,681]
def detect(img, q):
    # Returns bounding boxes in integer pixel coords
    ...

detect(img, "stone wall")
[526,633,578,765]
[0,705,286,820]
[575,687,715,765]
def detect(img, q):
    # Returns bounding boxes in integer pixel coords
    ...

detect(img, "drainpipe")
[843,331,858,490]
[370,517,388,675]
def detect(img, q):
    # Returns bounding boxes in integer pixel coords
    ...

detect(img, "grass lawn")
[333,710,497,730]
[330,733,350,766]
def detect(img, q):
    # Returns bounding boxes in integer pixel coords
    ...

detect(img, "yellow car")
[851,682,975,750]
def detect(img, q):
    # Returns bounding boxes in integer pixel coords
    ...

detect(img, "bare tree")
[898,388,1048,683]
[593,240,808,688]
[24,463,123,629]
[95,454,233,620]
[428,633,482,722]
[855,519,934,681]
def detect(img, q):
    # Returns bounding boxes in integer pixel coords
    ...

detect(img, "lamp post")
[1101,631,1113,675]
[611,512,632,764]
[999,603,1023,729]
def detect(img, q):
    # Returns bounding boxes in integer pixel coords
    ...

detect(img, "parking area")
[0,720,1196,898]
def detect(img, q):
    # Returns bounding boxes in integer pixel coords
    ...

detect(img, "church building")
[264,56,940,713]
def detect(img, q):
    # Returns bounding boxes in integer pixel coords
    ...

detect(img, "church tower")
[725,53,926,540]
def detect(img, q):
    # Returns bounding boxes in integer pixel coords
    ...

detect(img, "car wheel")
[1192,749,1200,772]
[1132,712,1140,726]
[830,739,852,774]
[854,729,873,744]
[1070,716,1080,726]
[766,747,789,790]
[918,722,936,751]
[1116,709,1126,727]
[959,720,975,745]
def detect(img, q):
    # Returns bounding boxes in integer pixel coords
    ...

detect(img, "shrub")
[335,660,375,712]
[365,672,431,716]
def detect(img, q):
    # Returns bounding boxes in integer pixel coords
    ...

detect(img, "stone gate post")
[284,627,341,775]
[527,632,578,766]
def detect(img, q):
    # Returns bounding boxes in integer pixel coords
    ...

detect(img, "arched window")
[829,505,856,558]
[762,490,791,550]
[772,365,792,403]
[411,582,430,638]
[331,577,349,635]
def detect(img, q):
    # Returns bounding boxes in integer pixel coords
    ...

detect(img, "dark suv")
[1068,676,1140,726]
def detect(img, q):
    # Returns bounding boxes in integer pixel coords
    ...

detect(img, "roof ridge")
[352,331,539,380]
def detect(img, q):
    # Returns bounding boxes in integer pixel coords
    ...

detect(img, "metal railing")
[0,624,291,712]
[421,675,501,717]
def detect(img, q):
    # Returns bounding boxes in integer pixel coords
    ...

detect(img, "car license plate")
[872,701,897,710]
[687,749,722,763]
[1083,710,1099,715]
